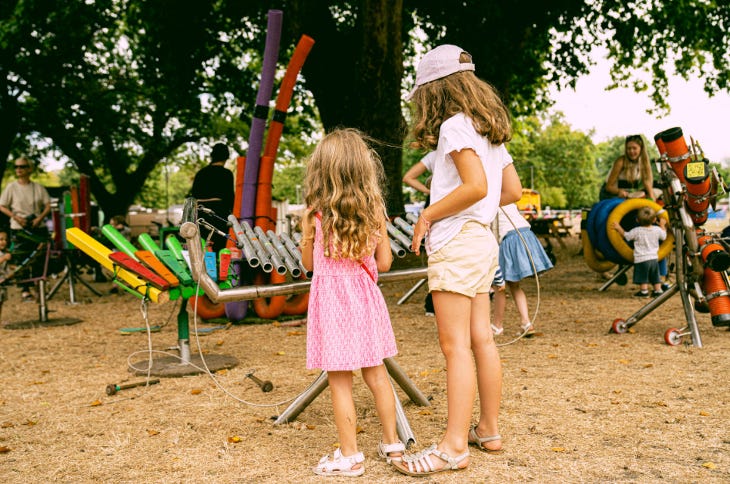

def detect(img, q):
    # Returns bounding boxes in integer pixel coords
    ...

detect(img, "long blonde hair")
[621,134,652,184]
[410,54,512,150]
[303,128,387,261]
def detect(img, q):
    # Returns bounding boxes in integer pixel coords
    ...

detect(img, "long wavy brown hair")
[410,53,512,151]
[303,128,387,261]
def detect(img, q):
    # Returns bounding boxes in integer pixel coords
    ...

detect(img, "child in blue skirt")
[491,203,553,336]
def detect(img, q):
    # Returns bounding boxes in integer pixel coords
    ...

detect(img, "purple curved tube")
[226,9,282,322]
[239,9,282,225]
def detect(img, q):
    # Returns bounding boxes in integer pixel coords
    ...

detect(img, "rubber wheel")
[615,273,628,286]
[664,328,682,346]
[611,318,628,334]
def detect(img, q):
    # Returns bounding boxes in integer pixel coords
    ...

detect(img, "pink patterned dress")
[306,217,398,371]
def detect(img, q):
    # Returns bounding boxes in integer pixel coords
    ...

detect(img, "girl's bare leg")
[471,292,503,450]
[362,365,399,447]
[431,290,474,466]
[327,370,361,461]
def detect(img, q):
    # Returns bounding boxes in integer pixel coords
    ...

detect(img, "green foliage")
[4,1,730,219]
[539,187,568,209]
[511,114,600,208]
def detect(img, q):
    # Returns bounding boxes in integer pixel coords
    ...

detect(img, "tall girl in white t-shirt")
[396,45,522,476]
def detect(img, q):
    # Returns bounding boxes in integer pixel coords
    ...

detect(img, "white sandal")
[490,324,504,336]
[377,440,405,463]
[393,444,469,476]
[313,448,365,477]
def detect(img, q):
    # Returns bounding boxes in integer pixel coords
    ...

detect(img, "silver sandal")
[393,444,469,476]
[468,425,502,453]
[312,448,365,477]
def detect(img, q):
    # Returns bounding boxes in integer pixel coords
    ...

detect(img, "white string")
[494,206,542,347]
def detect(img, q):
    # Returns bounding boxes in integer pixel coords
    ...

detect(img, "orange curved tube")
[703,268,730,326]
[193,294,226,320]
[251,271,287,318]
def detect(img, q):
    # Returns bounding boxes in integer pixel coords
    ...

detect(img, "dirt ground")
[2,235,730,483]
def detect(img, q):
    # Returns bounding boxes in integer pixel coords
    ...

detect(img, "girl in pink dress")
[299,128,403,477]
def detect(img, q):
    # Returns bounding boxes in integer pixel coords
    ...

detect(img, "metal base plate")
[3,318,83,330]
[129,354,238,377]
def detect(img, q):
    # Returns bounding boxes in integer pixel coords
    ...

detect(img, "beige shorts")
[427,221,499,297]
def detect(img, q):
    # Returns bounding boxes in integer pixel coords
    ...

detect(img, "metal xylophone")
[194,209,423,282]
[184,201,427,303]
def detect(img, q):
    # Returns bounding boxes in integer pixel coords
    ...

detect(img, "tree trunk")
[285,0,406,215]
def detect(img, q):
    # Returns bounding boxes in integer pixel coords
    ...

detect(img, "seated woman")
[601,134,659,201]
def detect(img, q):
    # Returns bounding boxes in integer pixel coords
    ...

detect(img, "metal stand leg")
[598,264,631,292]
[274,358,429,447]
[397,278,427,305]
[46,252,102,303]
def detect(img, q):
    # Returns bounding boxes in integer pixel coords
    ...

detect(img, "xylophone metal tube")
[387,222,414,253]
[390,238,406,258]
[280,232,312,278]
[182,219,427,303]
[228,216,260,267]
[267,229,302,278]
[405,212,419,225]
[394,217,414,237]
[254,226,287,275]
[241,221,274,273]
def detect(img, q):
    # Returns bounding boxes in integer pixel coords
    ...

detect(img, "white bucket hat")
[407,44,475,99]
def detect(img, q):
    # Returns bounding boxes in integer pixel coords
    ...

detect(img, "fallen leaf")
[287,331,305,336]
[699,411,709,416]
[216,340,224,346]
[420,370,429,377]
[356,425,364,434]
[586,342,598,347]
[0,446,10,453]
[551,447,566,452]
[547,354,557,359]
[643,363,654,368]
[655,401,667,407]
[272,321,281,327]
[521,368,528,373]
[1,422,14,428]
[418,409,432,415]
[215,369,228,375]
[306,424,315,430]
[228,436,242,443]
[147,429,159,436]
[618,359,630,365]
[191,389,202,395]
[275,351,286,356]
[90,400,102,407]
[702,462,716,469]
[23,420,37,426]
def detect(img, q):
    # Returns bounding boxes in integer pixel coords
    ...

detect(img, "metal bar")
[254,226,287,275]
[273,371,329,424]
[267,229,302,278]
[228,215,259,268]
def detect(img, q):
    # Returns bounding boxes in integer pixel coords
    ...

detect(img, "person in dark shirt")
[190,143,235,253]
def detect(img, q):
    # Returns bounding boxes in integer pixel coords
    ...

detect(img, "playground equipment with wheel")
[583,126,730,346]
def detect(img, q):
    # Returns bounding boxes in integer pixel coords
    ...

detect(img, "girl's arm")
[500,163,523,206]
[374,216,393,272]
[299,209,315,271]
[402,161,430,195]
[411,148,486,254]
[605,158,628,198]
